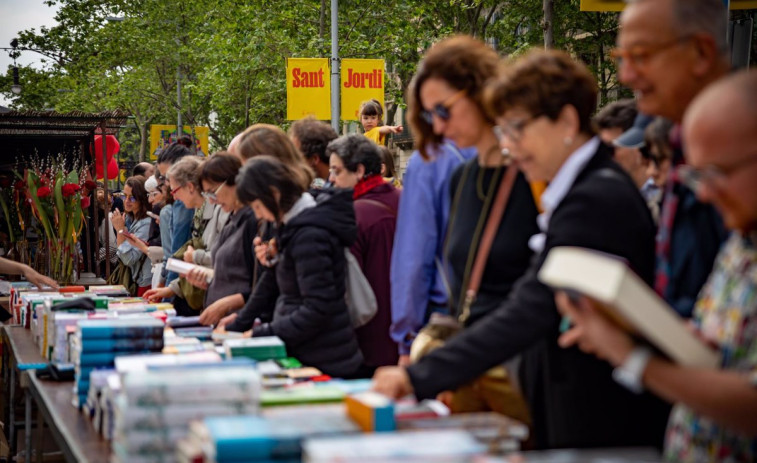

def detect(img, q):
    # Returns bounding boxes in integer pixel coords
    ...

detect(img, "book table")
[27,371,110,463]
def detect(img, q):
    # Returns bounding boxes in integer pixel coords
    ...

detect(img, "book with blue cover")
[76,318,164,339]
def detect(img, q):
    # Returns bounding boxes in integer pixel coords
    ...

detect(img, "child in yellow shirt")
[360,99,403,145]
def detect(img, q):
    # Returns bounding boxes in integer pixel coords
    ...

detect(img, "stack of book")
[302,429,485,462]
[177,411,361,463]
[112,362,261,463]
[71,318,165,407]
[224,336,287,361]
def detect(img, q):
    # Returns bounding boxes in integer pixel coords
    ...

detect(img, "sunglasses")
[420,90,466,125]
[201,182,225,202]
[125,195,137,203]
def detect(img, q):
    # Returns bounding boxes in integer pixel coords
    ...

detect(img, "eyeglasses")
[148,191,161,198]
[677,153,757,192]
[493,114,542,144]
[170,184,184,196]
[329,166,344,176]
[125,195,137,203]
[610,36,692,68]
[201,182,225,202]
[420,90,467,125]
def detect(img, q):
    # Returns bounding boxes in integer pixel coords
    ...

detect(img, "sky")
[0,0,59,106]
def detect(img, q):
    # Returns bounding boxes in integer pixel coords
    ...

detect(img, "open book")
[166,258,214,284]
[537,246,721,369]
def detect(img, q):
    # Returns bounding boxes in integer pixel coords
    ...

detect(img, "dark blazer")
[407,143,671,450]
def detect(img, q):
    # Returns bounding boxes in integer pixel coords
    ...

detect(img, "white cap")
[144,175,158,193]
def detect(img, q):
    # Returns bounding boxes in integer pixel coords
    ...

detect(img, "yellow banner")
[581,0,757,11]
[149,125,210,160]
[286,58,331,120]
[341,59,385,121]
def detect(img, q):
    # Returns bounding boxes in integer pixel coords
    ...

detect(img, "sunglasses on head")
[420,89,466,125]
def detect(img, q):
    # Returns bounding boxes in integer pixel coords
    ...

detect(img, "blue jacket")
[164,199,194,284]
[389,143,476,355]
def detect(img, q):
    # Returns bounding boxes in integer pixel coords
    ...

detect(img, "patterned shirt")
[664,232,757,462]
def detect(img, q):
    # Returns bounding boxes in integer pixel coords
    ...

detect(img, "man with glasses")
[616,0,729,319]
[556,69,757,463]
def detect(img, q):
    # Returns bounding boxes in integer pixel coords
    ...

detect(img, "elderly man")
[616,0,729,317]
[557,70,757,463]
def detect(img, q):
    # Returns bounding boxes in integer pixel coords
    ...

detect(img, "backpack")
[107,254,148,297]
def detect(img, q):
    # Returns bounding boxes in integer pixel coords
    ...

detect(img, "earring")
[563,137,573,146]
[501,148,510,157]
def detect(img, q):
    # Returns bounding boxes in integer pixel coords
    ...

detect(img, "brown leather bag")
[409,162,531,425]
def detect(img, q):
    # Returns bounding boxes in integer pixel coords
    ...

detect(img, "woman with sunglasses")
[374,49,670,450]
[111,176,153,296]
[394,36,539,420]
[142,157,230,314]
[181,153,257,326]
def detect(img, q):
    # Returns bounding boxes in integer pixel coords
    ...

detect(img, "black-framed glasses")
[493,114,542,143]
[201,182,225,202]
[677,153,757,192]
[420,89,466,125]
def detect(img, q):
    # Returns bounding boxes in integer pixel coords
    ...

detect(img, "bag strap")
[459,164,519,323]
[355,198,397,218]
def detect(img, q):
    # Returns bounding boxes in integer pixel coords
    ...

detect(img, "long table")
[27,371,111,463]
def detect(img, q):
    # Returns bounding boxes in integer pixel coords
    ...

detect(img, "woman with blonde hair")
[233,123,314,188]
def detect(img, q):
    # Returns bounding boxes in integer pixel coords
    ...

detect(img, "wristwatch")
[612,346,652,394]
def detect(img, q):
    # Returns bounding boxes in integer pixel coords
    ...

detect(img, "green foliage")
[2,0,633,150]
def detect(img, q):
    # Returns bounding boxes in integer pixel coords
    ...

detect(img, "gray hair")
[167,156,203,189]
[628,0,728,56]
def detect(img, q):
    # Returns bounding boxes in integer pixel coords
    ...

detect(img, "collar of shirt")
[529,136,600,253]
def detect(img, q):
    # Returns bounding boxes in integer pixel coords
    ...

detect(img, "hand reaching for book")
[143,287,174,303]
[200,296,233,326]
[555,291,635,368]
[371,366,414,399]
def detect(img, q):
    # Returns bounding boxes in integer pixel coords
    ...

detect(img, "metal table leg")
[35,405,43,463]
[24,388,31,463]
[8,366,15,457]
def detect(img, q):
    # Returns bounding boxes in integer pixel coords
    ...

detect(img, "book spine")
[78,326,164,339]
[80,338,165,353]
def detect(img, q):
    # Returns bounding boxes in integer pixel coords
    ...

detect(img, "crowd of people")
[5,0,750,461]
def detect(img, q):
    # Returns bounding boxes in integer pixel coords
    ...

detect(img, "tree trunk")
[319,0,327,39]
[139,121,149,162]
[543,0,554,49]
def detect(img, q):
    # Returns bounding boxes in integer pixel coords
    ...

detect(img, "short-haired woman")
[220,156,364,378]
[142,156,229,314]
[183,152,257,326]
[328,134,401,372]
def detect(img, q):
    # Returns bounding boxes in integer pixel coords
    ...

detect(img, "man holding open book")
[556,72,757,463]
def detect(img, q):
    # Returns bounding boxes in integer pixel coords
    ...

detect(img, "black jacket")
[407,143,671,449]
[228,189,364,378]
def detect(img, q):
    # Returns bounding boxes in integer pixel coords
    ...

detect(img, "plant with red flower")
[83,180,97,191]
[36,186,52,198]
[14,180,25,190]
[80,196,91,209]
[61,183,81,197]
